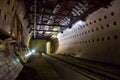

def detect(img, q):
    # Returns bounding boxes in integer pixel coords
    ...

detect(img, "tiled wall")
[56,0,120,65]
[0,43,23,80]
[0,0,30,80]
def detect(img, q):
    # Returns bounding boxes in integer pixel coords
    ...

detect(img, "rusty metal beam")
[68,0,113,28]
[33,0,37,38]
[30,13,80,18]
[31,29,58,32]
[31,36,51,40]
[30,23,65,27]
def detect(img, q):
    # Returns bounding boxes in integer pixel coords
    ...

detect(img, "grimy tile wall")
[0,47,23,80]
[0,0,30,80]
[56,0,120,65]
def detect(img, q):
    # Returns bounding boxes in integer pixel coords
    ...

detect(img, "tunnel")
[0,0,120,80]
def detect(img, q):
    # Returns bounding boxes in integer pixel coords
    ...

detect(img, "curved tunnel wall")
[0,0,30,79]
[51,38,59,54]
[56,0,120,65]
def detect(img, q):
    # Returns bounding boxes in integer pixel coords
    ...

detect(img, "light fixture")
[25,52,32,57]
[32,50,35,53]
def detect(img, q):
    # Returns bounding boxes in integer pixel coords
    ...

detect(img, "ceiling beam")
[30,23,65,27]
[30,13,80,18]
[31,36,51,40]
[31,29,58,32]
[68,0,113,28]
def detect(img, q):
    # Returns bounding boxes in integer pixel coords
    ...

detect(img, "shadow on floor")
[16,65,39,80]
[16,54,62,80]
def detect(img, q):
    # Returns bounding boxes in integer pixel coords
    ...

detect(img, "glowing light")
[32,50,35,53]
[25,49,36,58]
[53,27,59,31]
[73,20,85,27]
[25,52,32,57]
[46,42,51,54]
[45,32,51,34]
[45,26,49,30]
[51,34,57,38]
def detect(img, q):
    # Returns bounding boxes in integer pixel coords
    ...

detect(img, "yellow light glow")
[46,42,51,54]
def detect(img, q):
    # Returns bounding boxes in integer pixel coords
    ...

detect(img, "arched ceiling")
[24,0,113,39]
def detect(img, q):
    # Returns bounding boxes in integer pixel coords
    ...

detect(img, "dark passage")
[16,53,62,80]
[16,66,39,80]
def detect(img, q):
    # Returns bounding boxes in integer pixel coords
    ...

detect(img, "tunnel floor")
[16,53,120,80]
[16,53,62,80]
